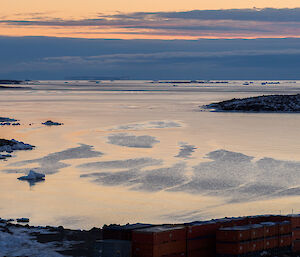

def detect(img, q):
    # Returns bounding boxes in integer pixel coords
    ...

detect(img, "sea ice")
[175,143,196,158]
[78,157,162,170]
[110,120,182,131]
[107,133,159,148]
[80,148,300,203]
[7,144,103,175]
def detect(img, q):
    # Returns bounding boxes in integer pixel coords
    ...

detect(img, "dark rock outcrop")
[204,94,300,112]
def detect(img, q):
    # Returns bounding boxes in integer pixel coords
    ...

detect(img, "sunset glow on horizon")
[3,0,300,15]
[2,0,300,39]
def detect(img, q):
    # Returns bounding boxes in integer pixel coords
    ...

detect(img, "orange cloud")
[2,9,300,39]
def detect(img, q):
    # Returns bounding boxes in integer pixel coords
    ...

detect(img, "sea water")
[0,80,299,229]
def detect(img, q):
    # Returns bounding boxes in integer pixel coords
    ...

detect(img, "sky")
[2,1,300,39]
[1,1,300,79]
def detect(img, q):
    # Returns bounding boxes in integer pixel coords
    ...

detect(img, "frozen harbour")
[0,80,299,229]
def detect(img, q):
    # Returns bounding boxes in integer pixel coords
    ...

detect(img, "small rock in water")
[0,117,19,126]
[16,218,29,223]
[0,154,12,159]
[0,117,17,122]
[18,170,45,182]
[42,120,63,126]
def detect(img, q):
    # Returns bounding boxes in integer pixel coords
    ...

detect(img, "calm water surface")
[0,80,299,229]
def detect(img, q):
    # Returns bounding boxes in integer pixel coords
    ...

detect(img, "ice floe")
[107,133,159,148]
[0,117,17,122]
[78,157,162,170]
[175,143,196,158]
[81,162,187,192]
[80,149,300,203]
[5,144,103,175]
[18,170,45,182]
[110,120,182,131]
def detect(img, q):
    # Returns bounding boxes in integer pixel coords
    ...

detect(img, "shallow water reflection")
[0,80,299,229]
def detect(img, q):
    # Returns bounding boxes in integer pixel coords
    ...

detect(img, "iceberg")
[18,170,45,182]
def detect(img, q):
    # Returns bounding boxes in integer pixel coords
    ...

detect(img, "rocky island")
[42,120,63,126]
[204,94,300,112]
[0,139,35,160]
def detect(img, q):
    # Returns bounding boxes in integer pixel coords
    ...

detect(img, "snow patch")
[0,226,63,257]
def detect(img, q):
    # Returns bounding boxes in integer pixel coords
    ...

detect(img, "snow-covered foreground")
[0,219,102,256]
[0,221,63,256]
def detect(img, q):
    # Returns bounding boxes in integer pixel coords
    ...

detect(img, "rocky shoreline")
[204,94,300,112]
[0,218,103,256]
[0,139,35,160]
[1,217,299,257]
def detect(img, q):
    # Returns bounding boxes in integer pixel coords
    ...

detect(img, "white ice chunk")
[18,170,45,181]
